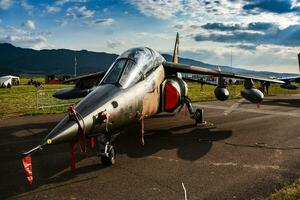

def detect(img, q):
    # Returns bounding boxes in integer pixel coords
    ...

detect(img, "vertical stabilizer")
[298,53,300,72]
[172,32,179,63]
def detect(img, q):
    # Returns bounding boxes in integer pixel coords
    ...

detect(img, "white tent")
[0,75,20,88]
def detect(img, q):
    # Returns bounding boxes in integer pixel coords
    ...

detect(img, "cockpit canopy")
[101,47,165,88]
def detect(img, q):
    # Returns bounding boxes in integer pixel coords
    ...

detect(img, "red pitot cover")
[90,137,95,149]
[22,155,33,184]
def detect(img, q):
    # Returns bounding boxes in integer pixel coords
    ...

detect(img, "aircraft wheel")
[101,145,115,166]
[194,108,203,125]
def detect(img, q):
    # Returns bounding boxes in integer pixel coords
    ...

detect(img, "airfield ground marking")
[147,156,299,172]
[224,99,245,116]
[198,104,300,118]
[181,182,188,200]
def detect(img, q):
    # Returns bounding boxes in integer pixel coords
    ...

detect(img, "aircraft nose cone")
[42,115,79,146]
[43,84,120,146]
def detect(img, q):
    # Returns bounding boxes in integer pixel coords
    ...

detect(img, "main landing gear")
[96,134,115,166]
[184,96,205,126]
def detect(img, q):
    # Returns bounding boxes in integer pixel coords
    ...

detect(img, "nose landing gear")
[193,108,204,125]
[100,143,115,166]
[96,134,115,166]
[184,96,206,126]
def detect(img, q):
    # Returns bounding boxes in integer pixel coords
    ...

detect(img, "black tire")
[101,146,115,166]
[194,108,203,125]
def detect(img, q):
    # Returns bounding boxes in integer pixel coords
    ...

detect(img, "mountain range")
[0,43,297,78]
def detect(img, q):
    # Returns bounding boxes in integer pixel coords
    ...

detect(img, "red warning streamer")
[68,106,86,152]
[184,104,188,116]
[90,136,95,149]
[22,155,33,184]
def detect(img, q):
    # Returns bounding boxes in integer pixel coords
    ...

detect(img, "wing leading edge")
[163,61,284,84]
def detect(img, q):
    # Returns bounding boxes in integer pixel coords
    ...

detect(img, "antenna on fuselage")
[172,32,179,64]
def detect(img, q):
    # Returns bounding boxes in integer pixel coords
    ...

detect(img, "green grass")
[0,83,80,119]
[267,179,300,200]
[0,79,300,119]
[19,77,45,85]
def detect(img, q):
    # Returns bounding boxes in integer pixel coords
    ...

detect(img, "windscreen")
[102,59,127,84]
[119,60,142,88]
[101,48,164,88]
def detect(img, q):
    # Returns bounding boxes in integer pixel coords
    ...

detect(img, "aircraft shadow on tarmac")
[0,119,232,199]
[115,123,232,161]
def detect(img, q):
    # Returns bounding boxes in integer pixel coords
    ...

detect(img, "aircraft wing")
[277,53,300,83]
[182,77,218,86]
[53,71,106,99]
[278,76,300,82]
[163,62,284,84]
[63,71,106,83]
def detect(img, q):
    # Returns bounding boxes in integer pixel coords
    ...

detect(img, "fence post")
[36,90,38,109]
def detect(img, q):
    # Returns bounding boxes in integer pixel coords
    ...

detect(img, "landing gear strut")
[96,134,115,166]
[184,96,205,126]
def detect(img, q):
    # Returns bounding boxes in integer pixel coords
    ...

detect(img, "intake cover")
[162,77,186,112]
[165,82,180,111]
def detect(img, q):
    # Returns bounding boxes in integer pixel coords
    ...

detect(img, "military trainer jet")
[277,53,300,90]
[22,33,284,184]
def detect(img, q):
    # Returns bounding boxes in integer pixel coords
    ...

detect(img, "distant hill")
[0,43,118,76]
[0,43,297,78]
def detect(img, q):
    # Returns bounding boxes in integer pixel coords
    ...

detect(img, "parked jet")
[22,33,284,184]
[278,53,300,90]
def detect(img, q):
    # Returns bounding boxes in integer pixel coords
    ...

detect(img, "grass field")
[0,83,80,119]
[267,179,300,200]
[0,80,300,119]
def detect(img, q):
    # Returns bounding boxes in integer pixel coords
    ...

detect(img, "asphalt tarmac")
[1,94,300,200]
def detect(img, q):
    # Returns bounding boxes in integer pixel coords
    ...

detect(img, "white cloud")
[0,0,13,10]
[178,41,299,73]
[46,5,61,14]
[66,6,94,18]
[106,40,123,49]
[22,20,35,30]
[55,0,88,6]
[94,18,114,26]
[129,0,300,27]
[0,25,51,49]
[20,0,33,11]
[56,19,68,27]
[129,0,183,19]
[291,0,300,8]
[2,35,49,49]
[136,32,173,40]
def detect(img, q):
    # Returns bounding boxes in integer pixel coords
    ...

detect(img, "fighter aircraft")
[21,33,284,184]
[278,53,300,90]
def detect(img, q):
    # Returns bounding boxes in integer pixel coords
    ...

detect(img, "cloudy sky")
[1,0,300,73]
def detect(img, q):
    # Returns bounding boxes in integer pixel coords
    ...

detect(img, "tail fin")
[172,32,179,63]
[298,53,300,72]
